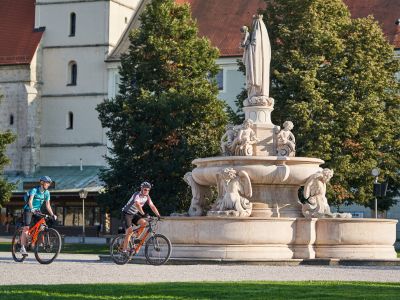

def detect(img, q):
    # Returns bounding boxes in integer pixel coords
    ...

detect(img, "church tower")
[34,0,139,167]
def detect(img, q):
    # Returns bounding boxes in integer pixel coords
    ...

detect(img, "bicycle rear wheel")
[144,234,172,266]
[11,229,26,263]
[34,228,62,264]
[110,234,133,265]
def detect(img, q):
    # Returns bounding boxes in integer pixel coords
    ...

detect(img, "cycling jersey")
[122,192,153,215]
[23,186,50,212]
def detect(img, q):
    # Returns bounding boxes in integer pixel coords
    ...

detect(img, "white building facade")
[35,0,139,168]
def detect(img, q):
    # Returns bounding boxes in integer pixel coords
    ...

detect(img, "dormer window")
[70,13,76,36]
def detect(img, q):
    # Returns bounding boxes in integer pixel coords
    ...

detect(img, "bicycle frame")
[24,217,47,247]
[129,218,156,253]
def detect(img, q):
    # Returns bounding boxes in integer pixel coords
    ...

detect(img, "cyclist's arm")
[28,194,35,211]
[149,202,161,218]
[134,201,146,216]
[45,201,55,217]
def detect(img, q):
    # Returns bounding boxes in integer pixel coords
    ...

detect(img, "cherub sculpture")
[301,168,351,218]
[208,168,253,217]
[231,119,259,156]
[276,121,296,157]
[220,124,236,156]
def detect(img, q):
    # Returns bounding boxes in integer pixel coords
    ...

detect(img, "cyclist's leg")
[122,213,134,251]
[20,211,32,255]
[135,217,148,237]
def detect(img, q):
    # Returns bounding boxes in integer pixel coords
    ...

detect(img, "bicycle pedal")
[133,238,141,244]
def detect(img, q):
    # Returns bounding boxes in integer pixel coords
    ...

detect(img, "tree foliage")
[260,0,400,209]
[97,0,228,215]
[0,95,16,207]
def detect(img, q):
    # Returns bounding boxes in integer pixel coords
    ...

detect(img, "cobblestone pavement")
[1,252,400,285]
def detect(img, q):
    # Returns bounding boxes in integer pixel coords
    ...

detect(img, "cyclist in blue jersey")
[20,176,57,256]
[121,181,161,252]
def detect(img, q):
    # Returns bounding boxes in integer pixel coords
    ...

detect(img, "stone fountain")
[159,15,397,260]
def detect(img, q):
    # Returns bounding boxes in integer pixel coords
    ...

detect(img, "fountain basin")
[159,217,398,260]
[192,156,324,186]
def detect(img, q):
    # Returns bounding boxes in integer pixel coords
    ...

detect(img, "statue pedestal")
[243,105,277,156]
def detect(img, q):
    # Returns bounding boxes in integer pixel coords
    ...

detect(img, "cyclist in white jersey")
[121,181,161,252]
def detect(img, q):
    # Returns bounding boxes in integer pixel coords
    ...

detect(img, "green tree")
[0,96,16,207]
[97,0,228,215]
[260,0,400,210]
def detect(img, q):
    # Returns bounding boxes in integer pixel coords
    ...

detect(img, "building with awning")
[1,166,108,236]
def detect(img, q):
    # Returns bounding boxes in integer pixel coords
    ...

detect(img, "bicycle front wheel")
[144,234,172,266]
[34,228,62,264]
[11,229,26,263]
[110,234,132,265]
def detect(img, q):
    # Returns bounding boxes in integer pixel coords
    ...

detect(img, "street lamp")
[79,189,88,243]
[371,168,380,219]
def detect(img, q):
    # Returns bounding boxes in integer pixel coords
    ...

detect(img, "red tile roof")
[343,0,400,49]
[0,0,44,66]
[180,0,400,56]
[178,0,266,57]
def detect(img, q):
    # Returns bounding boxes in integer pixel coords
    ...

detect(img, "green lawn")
[0,241,109,254]
[0,282,399,300]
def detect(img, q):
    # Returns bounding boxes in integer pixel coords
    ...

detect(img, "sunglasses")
[142,188,150,191]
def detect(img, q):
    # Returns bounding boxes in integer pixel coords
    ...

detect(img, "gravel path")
[1,252,400,285]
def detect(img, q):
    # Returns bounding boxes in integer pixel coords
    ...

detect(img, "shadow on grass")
[0,282,400,300]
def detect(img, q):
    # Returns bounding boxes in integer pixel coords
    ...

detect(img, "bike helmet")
[39,176,52,183]
[140,181,152,189]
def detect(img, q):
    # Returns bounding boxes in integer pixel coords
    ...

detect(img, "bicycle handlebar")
[33,212,52,219]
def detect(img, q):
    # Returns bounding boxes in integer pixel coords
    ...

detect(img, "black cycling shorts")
[22,211,41,227]
[123,212,144,229]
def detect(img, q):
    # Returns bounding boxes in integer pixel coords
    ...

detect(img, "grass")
[0,282,400,300]
[0,241,109,254]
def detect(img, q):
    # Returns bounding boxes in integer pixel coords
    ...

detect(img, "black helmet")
[140,181,152,189]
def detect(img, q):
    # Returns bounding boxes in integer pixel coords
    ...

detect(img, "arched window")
[68,61,77,85]
[9,114,14,125]
[70,13,76,36]
[66,112,74,129]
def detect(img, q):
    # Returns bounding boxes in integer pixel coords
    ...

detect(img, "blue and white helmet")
[39,176,52,183]
[140,181,152,189]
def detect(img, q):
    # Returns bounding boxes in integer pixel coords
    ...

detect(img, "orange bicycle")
[11,212,62,264]
[110,216,171,265]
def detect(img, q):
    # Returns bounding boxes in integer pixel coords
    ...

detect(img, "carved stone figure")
[230,119,259,156]
[276,121,296,157]
[220,124,236,156]
[183,172,211,216]
[302,169,352,219]
[241,15,273,107]
[208,168,253,217]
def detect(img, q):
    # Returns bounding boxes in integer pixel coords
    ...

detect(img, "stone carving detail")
[182,172,211,216]
[232,120,259,156]
[208,168,253,217]
[220,120,259,156]
[301,169,352,219]
[220,124,237,156]
[275,121,296,157]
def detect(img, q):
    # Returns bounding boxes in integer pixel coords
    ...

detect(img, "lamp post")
[79,189,88,243]
[371,168,380,219]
